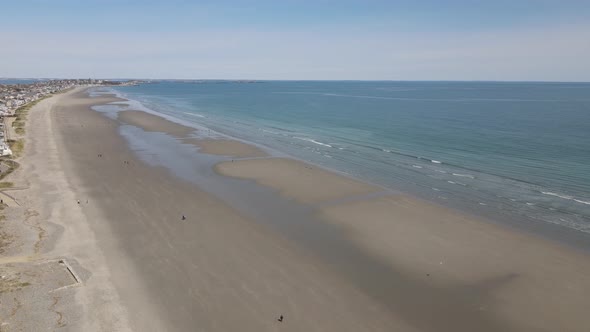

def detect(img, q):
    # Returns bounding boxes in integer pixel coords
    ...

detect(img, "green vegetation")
[8,140,24,158]
[0,182,13,189]
[14,112,27,122]
[14,95,49,114]
[0,228,13,255]
[0,160,19,183]
[0,276,30,293]
[6,95,53,159]
[12,94,51,126]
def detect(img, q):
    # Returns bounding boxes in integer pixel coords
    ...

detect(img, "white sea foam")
[526,202,535,206]
[541,191,590,205]
[541,191,573,200]
[432,188,440,191]
[382,149,391,152]
[431,160,442,164]
[447,180,467,186]
[412,165,423,169]
[452,173,475,179]
[294,137,333,148]
[435,170,447,173]
[183,112,206,118]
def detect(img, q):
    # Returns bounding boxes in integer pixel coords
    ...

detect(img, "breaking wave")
[294,137,333,148]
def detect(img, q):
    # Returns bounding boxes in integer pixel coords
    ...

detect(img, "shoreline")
[90,89,590,330]
[2,87,589,331]
[52,90,409,330]
[110,83,590,236]
[104,87,590,253]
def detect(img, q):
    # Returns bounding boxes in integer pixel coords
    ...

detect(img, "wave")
[375,149,544,188]
[361,145,439,167]
[294,137,333,148]
[447,180,467,186]
[268,125,296,133]
[412,165,423,169]
[452,173,475,179]
[541,191,573,200]
[369,146,542,187]
[183,112,206,118]
[541,191,590,205]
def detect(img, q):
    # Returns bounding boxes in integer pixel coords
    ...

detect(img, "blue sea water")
[111,81,590,234]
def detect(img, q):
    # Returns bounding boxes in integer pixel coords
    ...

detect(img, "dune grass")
[8,139,24,158]
[0,159,19,181]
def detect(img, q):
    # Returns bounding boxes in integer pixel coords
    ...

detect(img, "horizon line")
[2,77,590,84]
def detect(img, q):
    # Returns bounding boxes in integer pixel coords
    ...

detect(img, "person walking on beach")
[182,215,186,221]
[277,315,284,322]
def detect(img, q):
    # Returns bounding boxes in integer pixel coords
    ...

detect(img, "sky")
[1,0,589,81]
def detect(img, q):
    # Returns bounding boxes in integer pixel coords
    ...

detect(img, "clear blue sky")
[2,0,589,80]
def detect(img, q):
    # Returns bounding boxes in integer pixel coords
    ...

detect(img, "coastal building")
[0,79,145,151]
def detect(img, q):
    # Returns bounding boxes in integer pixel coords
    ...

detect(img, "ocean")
[109,81,590,234]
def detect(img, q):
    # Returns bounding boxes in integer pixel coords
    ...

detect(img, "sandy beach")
[1,88,590,332]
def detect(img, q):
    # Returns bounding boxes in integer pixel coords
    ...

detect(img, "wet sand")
[118,110,267,158]
[113,104,590,331]
[50,92,409,331]
[119,110,197,137]
[186,138,268,158]
[214,156,590,332]
[215,158,379,203]
[14,89,590,331]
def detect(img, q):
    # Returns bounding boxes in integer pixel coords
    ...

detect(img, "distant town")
[0,79,142,156]
[0,78,257,157]
[0,79,144,116]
